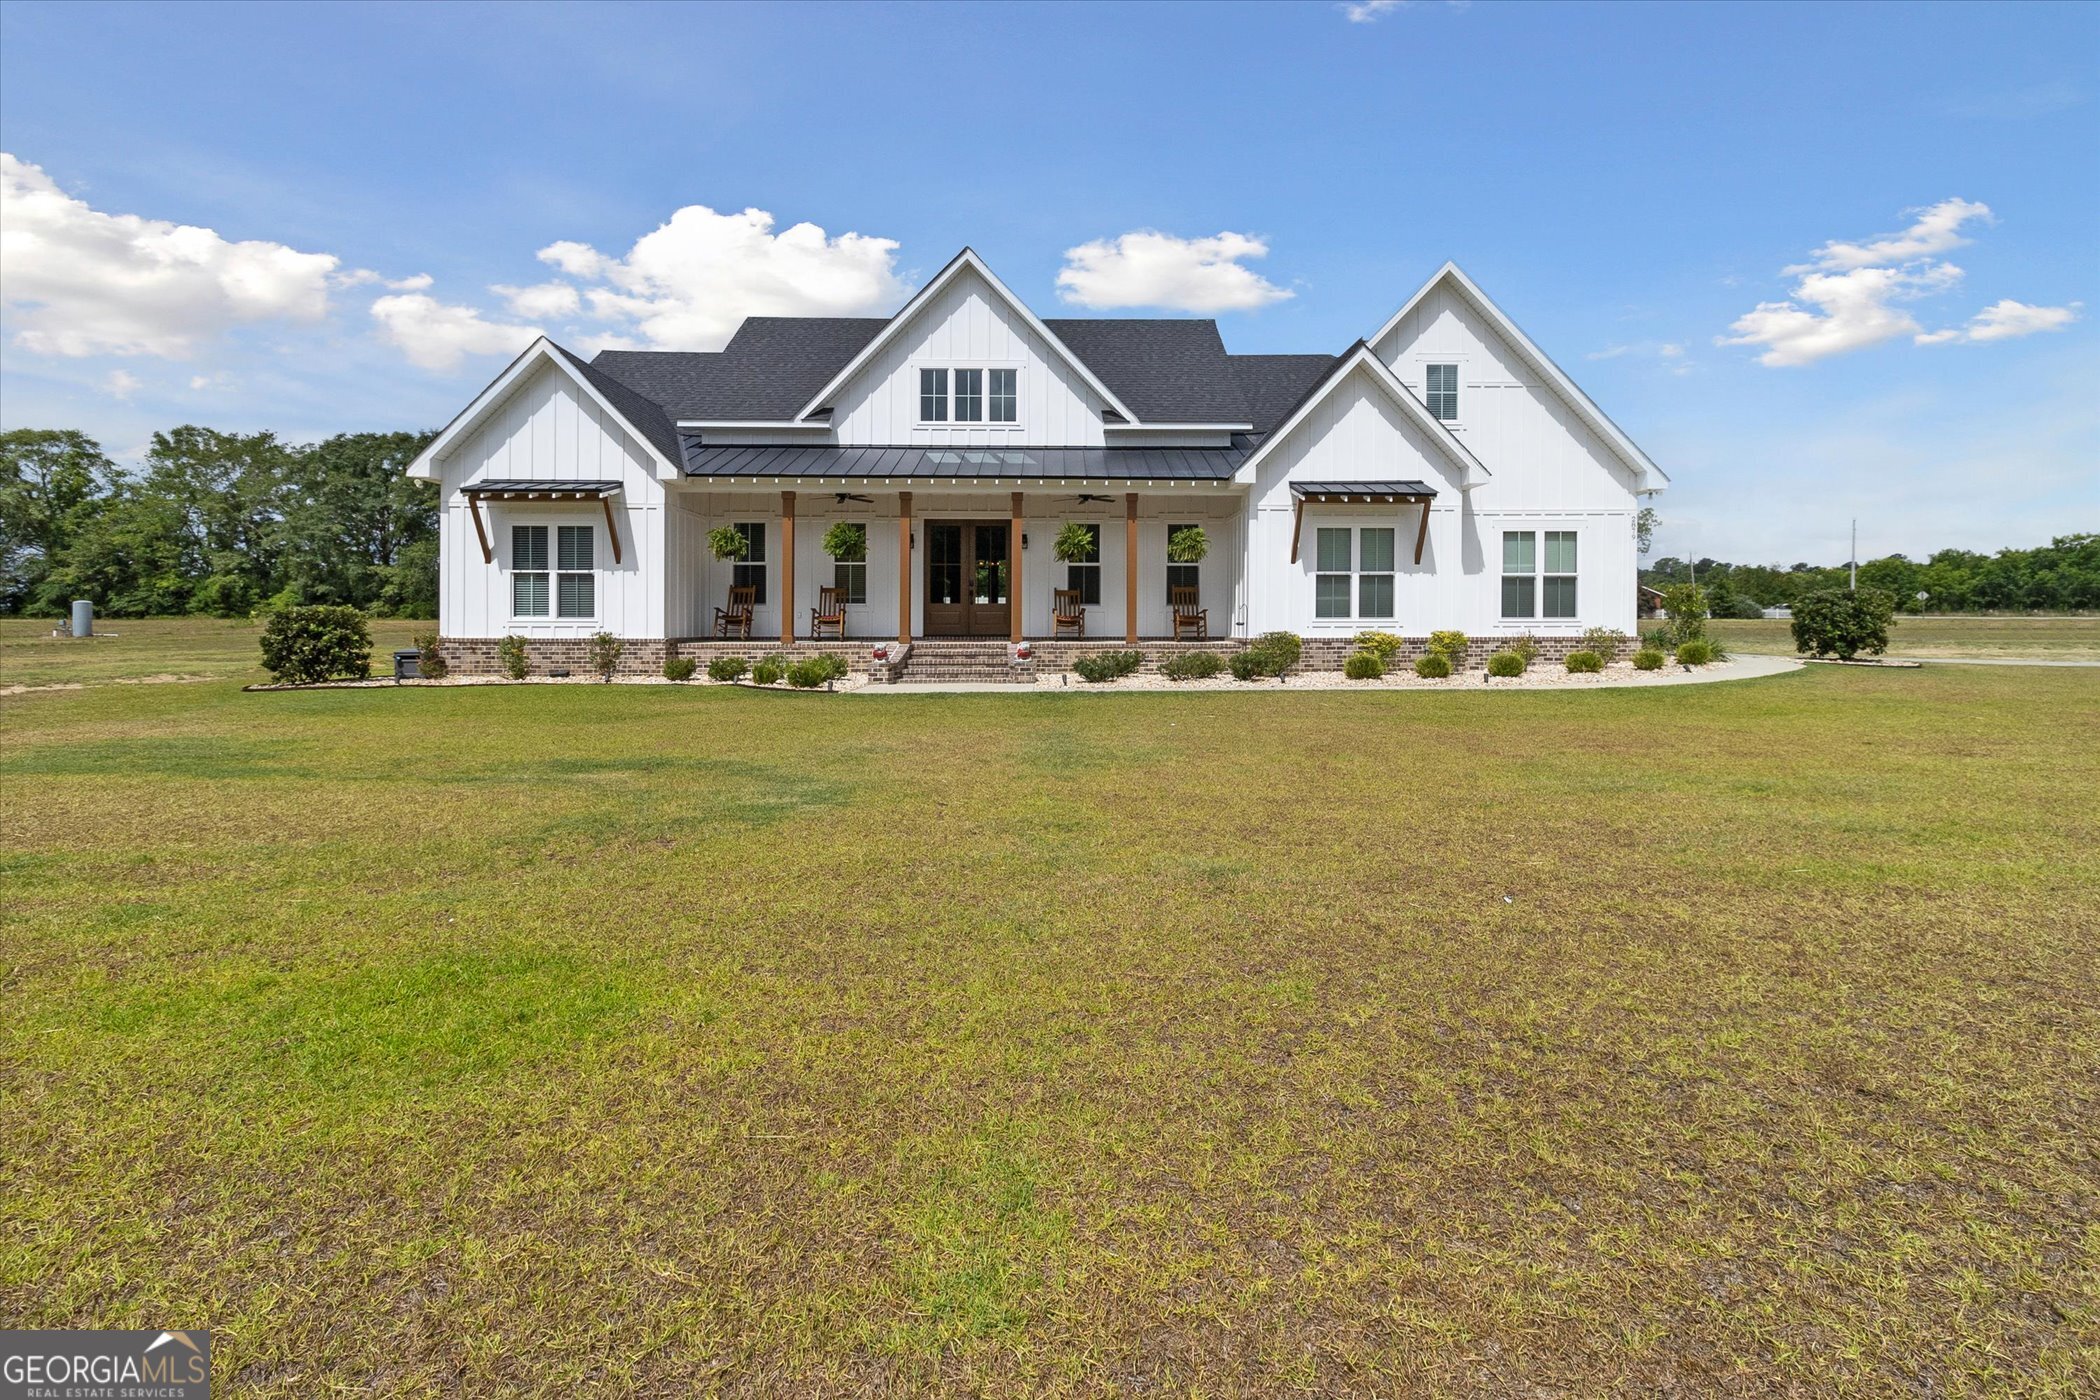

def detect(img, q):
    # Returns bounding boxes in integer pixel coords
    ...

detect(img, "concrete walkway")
[859,651,1802,694]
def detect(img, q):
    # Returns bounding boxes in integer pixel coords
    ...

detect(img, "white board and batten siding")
[436,360,666,639]
[1245,356,1640,638]
[825,268,1111,448]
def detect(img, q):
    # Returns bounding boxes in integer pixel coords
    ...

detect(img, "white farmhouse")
[406,250,1666,677]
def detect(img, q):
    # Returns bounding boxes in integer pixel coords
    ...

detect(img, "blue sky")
[2,0,2093,562]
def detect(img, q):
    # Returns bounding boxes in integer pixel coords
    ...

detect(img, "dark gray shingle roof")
[1040,319,1250,424]
[593,318,885,421]
[1230,354,1342,434]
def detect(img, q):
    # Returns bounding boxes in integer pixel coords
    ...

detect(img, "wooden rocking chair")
[1051,588,1086,639]
[713,585,756,639]
[1169,586,1208,641]
[809,585,847,640]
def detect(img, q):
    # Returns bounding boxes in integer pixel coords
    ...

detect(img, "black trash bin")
[393,649,422,680]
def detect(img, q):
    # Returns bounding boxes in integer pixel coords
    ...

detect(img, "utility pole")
[1850,519,1857,592]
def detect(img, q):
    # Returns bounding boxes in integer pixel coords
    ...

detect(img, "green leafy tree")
[1791,587,1896,659]
[1,429,118,614]
[279,431,439,613]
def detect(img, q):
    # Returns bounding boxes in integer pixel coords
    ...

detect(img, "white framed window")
[917,366,1019,425]
[1314,525,1395,620]
[1426,363,1459,421]
[732,521,767,604]
[1501,530,1577,619]
[1165,521,1200,603]
[512,524,549,617]
[1065,523,1101,605]
[831,523,868,604]
[918,368,949,423]
[512,523,595,618]
[556,525,595,618]
[953,368,983,422]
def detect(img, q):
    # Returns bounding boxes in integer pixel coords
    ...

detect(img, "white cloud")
[1055,231,1292,313]
[0,152,340,358]
[1721,199,2076,368]
[1918,298,2082,346]
[492,280,582,320]
[528,207,908,350]
[103,369,142,400]
[1722,262,1963,367]
[387,272,434,292]
[370,292,541,373]
[1784,197,1992,274]
[1587,340,1692,374]
[1342,0,1406,20]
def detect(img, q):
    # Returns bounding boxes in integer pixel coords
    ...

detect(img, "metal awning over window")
[459,481,625,564]
[1288,481,1438,564]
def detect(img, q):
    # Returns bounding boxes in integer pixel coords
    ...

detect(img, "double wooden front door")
[924,521,1010,637]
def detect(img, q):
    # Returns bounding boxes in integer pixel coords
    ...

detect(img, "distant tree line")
[1642,535,2099,617]
[1,426,438,618]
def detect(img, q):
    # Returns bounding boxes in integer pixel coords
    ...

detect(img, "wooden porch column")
[1124,492,1139,644]
[780,490,796,645]
[1010,491,1025,643]
[896,491,913,644]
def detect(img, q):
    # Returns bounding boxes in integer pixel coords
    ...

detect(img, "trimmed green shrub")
[1675,639,1715,666]
[707,655,749,682]
[807,652,850,682]
[1353,630,1405,663]
[663,657,697,682]
[1242,631,1303,677]
[1790,587,1895,660]
[1564,650,1603,673]
[497,635,528,680]
[414,630,448,680]
[1073,649,1143,683]
[1228,651,1263,681]
[707,525,749,561]
[1166,525,1210,564]
[1342,650,1386,680]
[1413,651,1453,679]
[588,631,623,682]
[1425,630,1468,665]
[786,657,837,688]
[1506,633,1540,666]
[1580,627,1628,664]
[1486,650,1526,678]
[1161,650,1225,681]
[751,656,786,686]
[1632,647,1665,671]
[258,605,372,685]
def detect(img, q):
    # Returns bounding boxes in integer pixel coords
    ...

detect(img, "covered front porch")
[670,479,1246,645]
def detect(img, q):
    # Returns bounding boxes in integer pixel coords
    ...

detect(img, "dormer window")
[918,366,1020,425]
[1426,363,1459,421]
[918,368,949,423]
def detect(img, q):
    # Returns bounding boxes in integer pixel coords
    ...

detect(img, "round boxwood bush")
[1353,630,1405,663]
[1073,649,1142,683]
[1342,649,1385,680]
[1230,630,1303,681]
[751,657,786,686]
[1413,651,1452,679]
[663,657,698,682]
[1486,650,1526,679]
[1161,650,1225,681]
[1564,649,1603,673]
[1675,639,1715,666]
[259,604,372,684]
[1632,647,1665,671]
[707,655,749,682]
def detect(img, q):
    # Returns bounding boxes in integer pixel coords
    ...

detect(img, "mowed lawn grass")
[2,642,2097,1395]
[1709,613,2100,660]
[2,615,424,688]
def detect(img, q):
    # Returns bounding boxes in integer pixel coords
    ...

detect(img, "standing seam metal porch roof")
[680,441,1248,481]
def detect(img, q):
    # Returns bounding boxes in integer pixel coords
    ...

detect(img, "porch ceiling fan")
[833,492,874,504]
[1068,493,1115,504]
